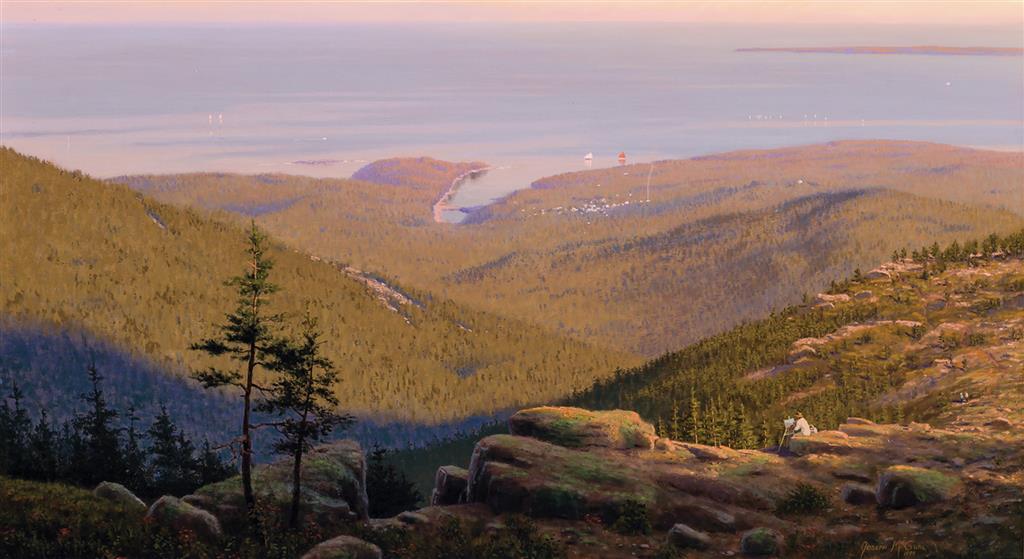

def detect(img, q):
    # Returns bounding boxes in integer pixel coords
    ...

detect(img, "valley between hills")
[2,140,1023,558]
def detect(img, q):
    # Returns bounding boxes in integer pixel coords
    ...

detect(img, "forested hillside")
[567,230,1024,448]
[0,148,630,429]
[114,141,1024,355]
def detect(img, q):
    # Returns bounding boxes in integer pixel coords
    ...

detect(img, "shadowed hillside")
[0,148,631,429]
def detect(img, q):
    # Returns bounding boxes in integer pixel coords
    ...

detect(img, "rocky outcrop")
[93,481,146,514]
[146,495,222,542]
[300,535,382,559]
[814,293,850,305]
[865,260,923,280]
[985,417,1013,430]
[420,394,1021,558]
[430,465,468,505]
[787,430,851,456]
[465,433,644,521]
[507,406,657,450]
[461,407,780,533]
[876,465,960,508]
[185,439,368,530]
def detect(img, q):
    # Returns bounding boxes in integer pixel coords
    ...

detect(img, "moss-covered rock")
[876,465,960,508]
[508,407,656,450]
[740,527,782,556]
[186,439,367,530]
[146,495,221,542]
[465,434,654,522]
[430,465,468,506]
[93,481,146,514]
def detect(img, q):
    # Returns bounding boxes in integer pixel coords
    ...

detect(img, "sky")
[4,1,1022,26]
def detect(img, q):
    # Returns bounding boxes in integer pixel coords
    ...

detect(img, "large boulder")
[430,465,468,506]
[740,527,783,556]
[788,431,852,456]
[508,407,657,450]
[94,481,146,514]
[876,466,960,509]
[185,439,368,530]
[465,434,653,522]
[985,418,1013,431]
[301,535,382,559]
[668,523,711,550]
[146,495,222,542]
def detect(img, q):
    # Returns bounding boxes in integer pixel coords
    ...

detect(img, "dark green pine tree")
[0,380,31,476]
[668,401,681,441]
[759,418,772,449]
[123,405,150,494]
[685,391,701,445]
[259,315,354,529]
[366,446,423,518]
[196,440,235,487]
[148,405,199,497]
[706,399,722,447]
[735,408,757,449]
[74,362,124,486]
[192,222,281,520]
[27,411,59,481]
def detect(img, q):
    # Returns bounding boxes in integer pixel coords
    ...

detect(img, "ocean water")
[3,23,1022,221]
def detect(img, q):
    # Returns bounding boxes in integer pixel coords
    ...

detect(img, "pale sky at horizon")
[4,1,1023,26]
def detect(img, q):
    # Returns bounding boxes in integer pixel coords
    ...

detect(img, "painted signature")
[859,539,939,558]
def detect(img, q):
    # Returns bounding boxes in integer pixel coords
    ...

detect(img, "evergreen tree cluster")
[0,364,233,498]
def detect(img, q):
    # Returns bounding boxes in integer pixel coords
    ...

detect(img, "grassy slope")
[0,148,630,425]
[113,141,1024,356]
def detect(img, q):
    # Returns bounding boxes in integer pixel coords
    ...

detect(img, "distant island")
[738,46,1023,56]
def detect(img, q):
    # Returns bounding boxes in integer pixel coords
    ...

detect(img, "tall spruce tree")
[259,315,353,529]
[192,222,280,521]
[27,411,59,481]
[74,363,124,486]
[148,405,199,496]
[123,406,150,494]
[0,381,31,476]
[685,391,701,445]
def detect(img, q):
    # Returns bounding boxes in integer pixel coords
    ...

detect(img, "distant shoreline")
[737,46,1023,56]
[433,165,491,223]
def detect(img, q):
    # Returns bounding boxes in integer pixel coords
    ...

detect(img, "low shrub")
[611,499,651,535]
[776,482,830,515]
